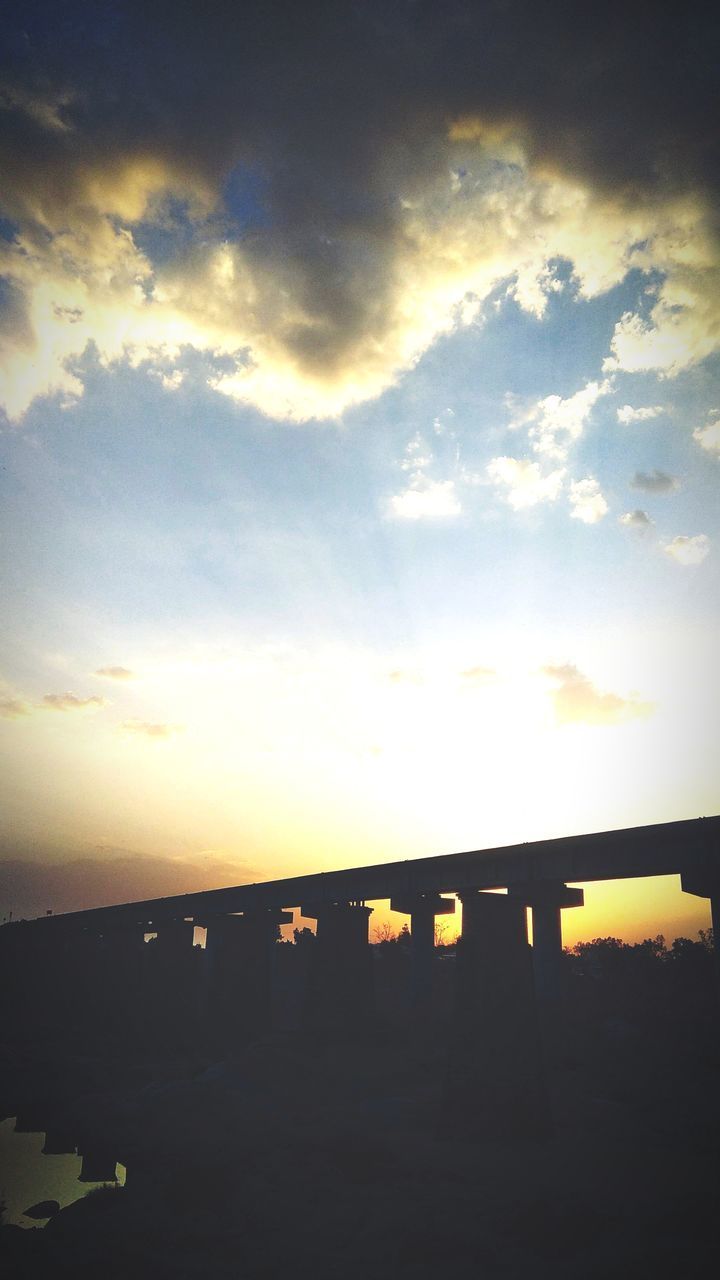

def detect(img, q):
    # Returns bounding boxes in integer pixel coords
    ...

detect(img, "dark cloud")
[1,1,718,384]
[631,470,680,493]
[619,509,653,531]
[0,846,260,921]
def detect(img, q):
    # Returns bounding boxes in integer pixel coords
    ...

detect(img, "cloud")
[542,664,653,726]
[619,509,653,531]
[0,696,31,719]
[693,414,720,455]
[487,457,565,509]
[0,847,260,920]
[663,534,710,566]
[388,670,424,685]
[121,719,183,739]
[459,666,496,684]
[94,666,136,681]
[41,692,106,711]
[390,479,461,519]
[568,477,608,524]
[617,404,663,424]
[512,380,612,462]
[631,469,679,493]
[0,3,718,421]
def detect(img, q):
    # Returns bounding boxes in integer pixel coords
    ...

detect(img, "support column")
[301,901,374,1037]
[448,890,549,1138]
[390,893,455,1015]
[204,909,292,1044]
[509,881,584,1059]
[146,918,198,1050]
[681,868,720,1001]
[42,1129,77,1155]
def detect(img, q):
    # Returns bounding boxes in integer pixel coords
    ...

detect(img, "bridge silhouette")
[1,813,719,1147]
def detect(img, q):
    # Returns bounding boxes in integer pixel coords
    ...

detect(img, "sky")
[0,1,718,942]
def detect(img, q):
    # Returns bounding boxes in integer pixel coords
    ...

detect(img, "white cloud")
[617,404,663,424]
[568,477,608,524]
[513,379,612,462]
[663,534,710,566]
[693,414,720,455]
[94,666,136,681]
[487,457,565,509]
[542,663,653,726]
[619,510,653,531]
[390,480,461,519]
[603,210,720,379]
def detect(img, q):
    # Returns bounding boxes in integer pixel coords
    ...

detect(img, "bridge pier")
[204,909,292,1043]
[390,893,455,1015]
[509,881,584,1059]
[146,919,198,1048]
[448,890,549,1137]
[681,867,720,998]
[301,901,374,1036]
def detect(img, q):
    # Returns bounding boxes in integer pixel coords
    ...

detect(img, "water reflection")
[0,1118,126,1228]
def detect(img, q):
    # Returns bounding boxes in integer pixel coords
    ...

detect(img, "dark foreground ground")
[2,949,719,1279]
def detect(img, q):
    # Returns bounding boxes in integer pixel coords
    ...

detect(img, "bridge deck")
[16,815,720,933]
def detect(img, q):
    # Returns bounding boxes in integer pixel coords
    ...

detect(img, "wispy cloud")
[542,664,653,726]
[617,404,663,424]
[459,666,496,684]
[42,692,106,712]
[0,696,31,719]
[631,469,679,493]
[663,534,710,566]
[94,665,136,681]
[121,719,183,740]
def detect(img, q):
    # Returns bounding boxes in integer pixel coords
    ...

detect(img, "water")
[0,1117,126,1228]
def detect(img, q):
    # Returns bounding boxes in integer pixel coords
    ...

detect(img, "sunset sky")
[0,2,718,942]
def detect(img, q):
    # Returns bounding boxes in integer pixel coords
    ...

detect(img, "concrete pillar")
[146,918,198,1050]
[153,918,196,960]
[390,893,455,1014]
[681,869,720,1002]
[301,901,374,1036]
[42,1129,77,1155]
[448,890,549,1138]
[204,909,292,1043]
[509,881,584,1058]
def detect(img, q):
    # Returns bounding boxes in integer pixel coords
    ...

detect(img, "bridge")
[1,814,718,1137]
